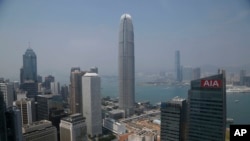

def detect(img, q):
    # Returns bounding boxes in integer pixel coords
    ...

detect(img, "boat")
[234,100,240,103]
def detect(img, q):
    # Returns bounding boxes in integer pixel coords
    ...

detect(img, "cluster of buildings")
[0,12,230,141]
[0,13,135,141]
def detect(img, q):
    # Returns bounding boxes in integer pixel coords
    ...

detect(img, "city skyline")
[0,0,250,83]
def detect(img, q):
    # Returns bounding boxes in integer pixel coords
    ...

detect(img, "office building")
[103,118,126,135]
[36,94,64,121]
[5,106,23,141]
[22,120,57,141]
[160,97,187,141]
[43,75,55,91]
[70,68,86,114]
[19,48,38,98]
[0,81,14,108]
[82,73,102,137]
[22,48,37,82]
[118,13,135,117]
[60,113,87,141]
[61,84,69,101]
[187,70,226,141]
[13,98,36,125]
[175,50,182,82]
[0,91,7,141]
[193,67,201,80]
[20,80,38,99]
[51,81,60,95]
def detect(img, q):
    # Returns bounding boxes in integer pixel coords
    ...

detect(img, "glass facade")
[187,73,226,141]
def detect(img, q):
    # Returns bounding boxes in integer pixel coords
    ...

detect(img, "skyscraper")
[70,68,86,114]
[187,70,226,141]
[20,48,38,98]
[161,97,187,141]
[118,13,135,117]
[22,48,37,82]
[175,50,182,82]
[82,73,102,138]
[60,113,87,141]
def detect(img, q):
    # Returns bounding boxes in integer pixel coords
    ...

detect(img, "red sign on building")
[201,80,222,88]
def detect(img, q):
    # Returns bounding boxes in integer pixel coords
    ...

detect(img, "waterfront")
[101,77,250,125]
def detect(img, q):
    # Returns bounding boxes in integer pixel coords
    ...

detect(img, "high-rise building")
[20,81,38,98]
[61,84,69,102]
[82,73,102,138]
[118,13,135,117]
[0,91,7,141]
[187,70,226,141]
[13,98,36,125]
[22,48,37,82]
[36,94,64,121]
[240,69,246,85]
[60,113,87,141]
[193,67,201,80]
[161,97,187,141]
[22,120,58,141]
[175,50,182,82]
[20,48,38,98]
[0,81,14,108]
[43,75,55,92]
[51,82,60,95]
[70,68,86,114]
[5,106,23,141]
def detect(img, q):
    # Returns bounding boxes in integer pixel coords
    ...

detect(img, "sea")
[101,76,250,125]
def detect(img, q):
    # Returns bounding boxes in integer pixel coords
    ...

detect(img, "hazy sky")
[0,0,250,83]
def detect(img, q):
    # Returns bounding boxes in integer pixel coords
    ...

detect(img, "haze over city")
[0,0,250,83]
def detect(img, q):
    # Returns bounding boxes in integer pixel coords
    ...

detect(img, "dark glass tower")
[175,50,182,82]
[22,48,37,82]
[20,48,38,98]
[161,97,187,141]
[118,14,135,117]
[187,70,226,141]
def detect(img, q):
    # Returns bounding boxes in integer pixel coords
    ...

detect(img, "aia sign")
[201,80,222,88]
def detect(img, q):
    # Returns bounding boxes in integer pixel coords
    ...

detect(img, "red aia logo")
[201,80,222,88]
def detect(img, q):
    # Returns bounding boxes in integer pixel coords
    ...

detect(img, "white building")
[13,98,35,125]
[103,118,126,135]
[0,82,14,108]
[50,81,60,95]
[82,72,102,138]
[60,113,87,141]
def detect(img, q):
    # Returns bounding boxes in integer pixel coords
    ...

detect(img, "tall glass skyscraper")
[20,48,38,98]
[22,48,37,82]
[187,70,226,141]
[175,50,182,82]
[118,14,135,117]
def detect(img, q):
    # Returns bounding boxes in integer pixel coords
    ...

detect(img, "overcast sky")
[0,0,250,83]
